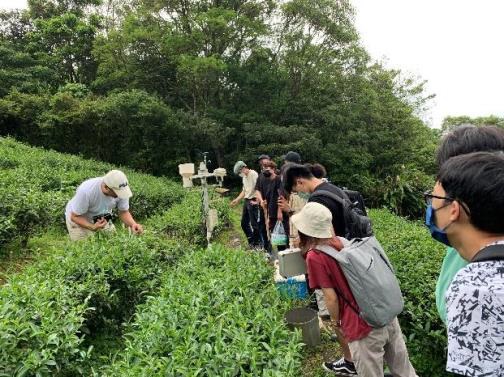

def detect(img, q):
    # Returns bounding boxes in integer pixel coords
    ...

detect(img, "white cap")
[103,170,133,199]
[291,202,334,239]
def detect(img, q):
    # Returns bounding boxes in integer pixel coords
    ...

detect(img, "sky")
[1,0,503,128]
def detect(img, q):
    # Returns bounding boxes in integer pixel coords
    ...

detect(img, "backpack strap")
[310,189,349,206]
[471,243,504,263]
[315,245,361,317]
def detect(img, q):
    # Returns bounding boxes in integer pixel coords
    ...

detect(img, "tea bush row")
[103,245,304,376]
[0,233,188,376]
[370,208,449,377]
[0,137,185,247]
[146,189,231,247]
[0,183,229,376]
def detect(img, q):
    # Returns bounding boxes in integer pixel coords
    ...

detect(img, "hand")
[93,218,108,231]
[230,198,239,207]
[130,223,143,234]
[261,199,267,209]
[277,196,290,212]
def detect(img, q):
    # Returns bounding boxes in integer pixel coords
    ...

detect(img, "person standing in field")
[278,151,307,248]
[291,203,418,377]
[434,125,504,324]
[425,152,504,376]
[283,163,357,375]
[231,161,261,249]
[255,160,289,254]
[65,170,143,241]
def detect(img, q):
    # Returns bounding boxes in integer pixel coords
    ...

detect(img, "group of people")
[232,125,504,377]
[231,152,306,253]
[64,125,504,376]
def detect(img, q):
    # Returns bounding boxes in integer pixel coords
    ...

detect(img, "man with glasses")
[433,125,504,324]
[65,170,143,241]
[424,152,504,376]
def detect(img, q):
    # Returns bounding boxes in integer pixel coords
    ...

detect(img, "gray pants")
[348,317,418,377]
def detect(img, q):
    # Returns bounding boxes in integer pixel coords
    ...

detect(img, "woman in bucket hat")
[291,203,417,377]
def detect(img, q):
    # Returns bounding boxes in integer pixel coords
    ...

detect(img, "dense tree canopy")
[1,0,444,214]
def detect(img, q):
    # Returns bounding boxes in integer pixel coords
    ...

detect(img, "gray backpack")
[317,237,404,328]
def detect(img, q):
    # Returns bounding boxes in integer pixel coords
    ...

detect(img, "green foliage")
[441,115,504,133]
[0,0,441,216]
[103,245,303,376]
[0,233,187,376]
[0,137,185,248]
[354,165,434,219]
[370,208,449,377]
[147,190,206,246]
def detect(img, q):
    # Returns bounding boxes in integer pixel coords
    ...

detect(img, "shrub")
[0,186,228,375]
[0,137,185,248]
[370,208,449,377]
[0,233,187,376]
[103,245,304,376]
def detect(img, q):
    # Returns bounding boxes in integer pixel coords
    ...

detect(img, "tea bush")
[0,184,232,376]
[370,208,449,377]
[0,233,188,376]
[147,189,231,246]
[104,245,304,376]
[0,137,185,247]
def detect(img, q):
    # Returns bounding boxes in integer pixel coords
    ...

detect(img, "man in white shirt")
[424,152,504,376]
[231,161,261,248]
[65,170,143,241]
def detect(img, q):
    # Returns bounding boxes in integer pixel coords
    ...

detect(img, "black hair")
[436,125,504,167]
[282,164,314,193]
[438,151,504,234]
[309,163,327,179]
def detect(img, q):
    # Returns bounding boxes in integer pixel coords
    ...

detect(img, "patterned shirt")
[446,255,504,376]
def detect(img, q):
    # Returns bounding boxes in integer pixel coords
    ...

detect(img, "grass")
[301,323,343,377]
[213,197,249,249]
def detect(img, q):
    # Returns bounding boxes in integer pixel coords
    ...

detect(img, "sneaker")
[323,357,358,376]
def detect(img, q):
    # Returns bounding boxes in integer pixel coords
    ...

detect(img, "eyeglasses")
[423,191,471,214]
[423,191,454,206]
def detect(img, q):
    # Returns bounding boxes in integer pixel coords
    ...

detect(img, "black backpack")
[310,189,373,240]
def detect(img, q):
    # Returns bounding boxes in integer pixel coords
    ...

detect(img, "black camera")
[92,213,113,223]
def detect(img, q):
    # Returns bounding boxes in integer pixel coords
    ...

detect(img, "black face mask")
[262,170,272,178]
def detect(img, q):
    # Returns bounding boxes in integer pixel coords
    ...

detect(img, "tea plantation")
[0,138,450,376]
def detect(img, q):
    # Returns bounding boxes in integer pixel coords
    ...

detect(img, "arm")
[70,212,107,231]
[255,189,264,204]
[322,287,340,323]
[231,190,245,207]
[119,210,143,234]
[322,287,349,356]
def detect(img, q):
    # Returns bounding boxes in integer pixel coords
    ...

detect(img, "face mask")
[263,170,272,178]
[425,205,451,246]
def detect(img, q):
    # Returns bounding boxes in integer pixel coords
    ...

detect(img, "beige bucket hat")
[291,202,334,238]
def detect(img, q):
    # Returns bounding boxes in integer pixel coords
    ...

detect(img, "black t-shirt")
[308,182,347,236]
[256,174,282,220]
